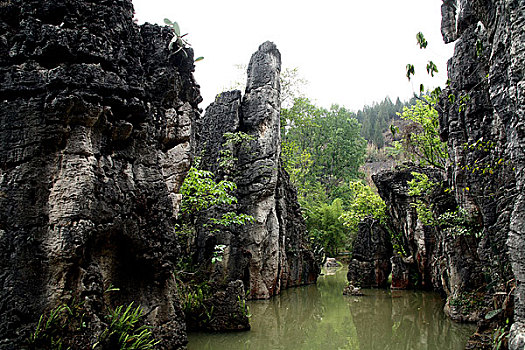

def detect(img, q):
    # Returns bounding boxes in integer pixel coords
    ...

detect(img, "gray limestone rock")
[439,0,525,347]
[347,218,392,288]
[441,0,458,43]
[0,0,201,348]
[195,42,319,300]
[373,165,486,321]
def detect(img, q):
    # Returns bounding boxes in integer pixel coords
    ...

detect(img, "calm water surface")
[188,267,475,350]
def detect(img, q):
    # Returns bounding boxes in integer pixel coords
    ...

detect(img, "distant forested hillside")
[355,96,415,148]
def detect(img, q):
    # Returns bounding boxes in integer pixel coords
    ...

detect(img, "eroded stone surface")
[347,218,392,288]
[195,42,319,300]
[438,0,525,346]
[0,0,201,348]
[373,165,486,321]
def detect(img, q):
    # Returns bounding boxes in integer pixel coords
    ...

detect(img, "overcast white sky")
[132,0,454,111]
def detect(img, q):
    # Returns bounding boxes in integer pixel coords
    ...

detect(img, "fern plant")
[93,303,159,350]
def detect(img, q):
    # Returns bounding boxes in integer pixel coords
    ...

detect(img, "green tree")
[180,166,254,228]
[340,181,386,234]
[281,98,370,255]
[397,94,448,169]
[280,67,308,109]
[305,198,348,257]
[354,97,408,149]
[281,98,367,192]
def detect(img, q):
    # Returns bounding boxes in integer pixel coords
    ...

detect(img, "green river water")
[188,267,475,350]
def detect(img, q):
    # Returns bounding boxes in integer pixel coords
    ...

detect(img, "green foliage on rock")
[397,95,448,169]
[179,164,254,230]
[28,298,158,350]
[407,172,436,196]
[94,303,159,350]
[28,302,85,349]
[177,281,214,326]
[340,181,386,233]
[164,18,203,62]
[406,172,481,237]
[180,166,237,214]
[218,131,255,172]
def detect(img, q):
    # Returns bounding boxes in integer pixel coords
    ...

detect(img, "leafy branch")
[164,18,203,62]
[396,94,448,169]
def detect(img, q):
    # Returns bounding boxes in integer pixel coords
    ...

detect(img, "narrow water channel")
[188,267,475,350]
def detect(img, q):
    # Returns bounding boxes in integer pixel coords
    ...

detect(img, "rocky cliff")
[347,217,392,288]
[352,1,524,347]
[195,42,319,300]
[373,165,487,320]
[0,0,200,348]
[439,0,525,348]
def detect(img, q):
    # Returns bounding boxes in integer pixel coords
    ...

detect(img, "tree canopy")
[281,98,367,190]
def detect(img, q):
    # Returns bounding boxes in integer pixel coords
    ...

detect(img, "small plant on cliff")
[407,172,436,196]
[407,172,438,226]
[218,131,255,173]
[93,303,159,350]
[211,244,226,264]
[449,291,485,315]
[461,138,509,177]
[177,156,254,273]
[180,165,254,230]
[28,297,87,350]
[492,318,510,350]
[176,281,215,326]
[180,132,256,231]
[164,18,203,62]
[180,166,237,212]
[29,294,158,350]
[237,295,251,318]
[407,172,481,236]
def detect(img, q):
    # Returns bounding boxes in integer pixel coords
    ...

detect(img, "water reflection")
[188,267,474,350]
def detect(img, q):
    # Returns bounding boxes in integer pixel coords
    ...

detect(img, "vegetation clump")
[174,132,256,329]
[164,18,203,62]
[391,94,448,169]
[28,291,158,350]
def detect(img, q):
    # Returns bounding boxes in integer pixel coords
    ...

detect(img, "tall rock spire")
[196,41,319,300]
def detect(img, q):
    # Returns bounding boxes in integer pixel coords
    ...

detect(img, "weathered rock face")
[373,166,451,292]
[439,0,525,347]
[196,42,319,300]
[373,165,488,321]
[183,279,250,332]
[347,218,392,288]
[0,0,200,348]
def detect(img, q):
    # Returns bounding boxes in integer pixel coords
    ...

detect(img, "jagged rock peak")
[440,0,457,43]
[246,41,282,92]
[195,42,319,301]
